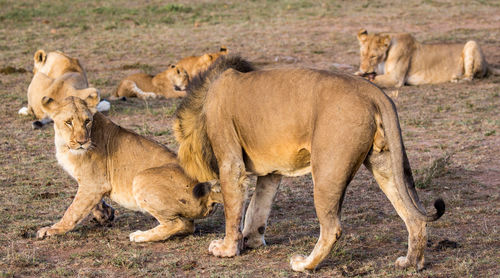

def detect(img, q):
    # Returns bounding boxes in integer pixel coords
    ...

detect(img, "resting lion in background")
[18,50,110,129]
[36,93,222,242]
[173,56,445,271]
[111,64,189,100]
[176,46,228,78]
[355,29,500,87]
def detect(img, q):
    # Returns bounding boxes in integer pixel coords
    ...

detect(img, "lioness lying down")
[355,29,500,87]
[36,94,221,242]
[174,56,445,272]
[111,64,189,100]
[19,50,110,129]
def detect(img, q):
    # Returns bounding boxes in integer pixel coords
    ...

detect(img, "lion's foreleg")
[242,173,281,249]
[208,160,248,257]
[374,55,410,87]
[37,185,103,239]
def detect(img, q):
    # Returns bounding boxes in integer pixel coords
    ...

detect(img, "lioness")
[173,56,445,271]
[19,50,110,129]
[111,64,189,100]
[176,46,228,78]
[355,29,500,87]
[36,93,221,242]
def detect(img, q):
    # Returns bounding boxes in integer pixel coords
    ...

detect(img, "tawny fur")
[36,95,222,242]
[175,46,229,79]
[174,56,255,182]
[20,50,98,122]
[173,55,444,272]
[112,64,189,100]
[356,29,498,87]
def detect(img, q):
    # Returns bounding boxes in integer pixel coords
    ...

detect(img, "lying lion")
[174,55,445,272]
[176,46,228,78]
[36,93,222,242]
[18,50,110,129]
[355,29,500,87]
[111,64,189,100]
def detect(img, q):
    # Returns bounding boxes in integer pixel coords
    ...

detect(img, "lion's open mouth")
[361,72,377,81]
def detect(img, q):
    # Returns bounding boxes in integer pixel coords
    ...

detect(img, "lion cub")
[112,64,189,100]
[36,93,221,242]
[355,29,499,87]
[176,46,228,78]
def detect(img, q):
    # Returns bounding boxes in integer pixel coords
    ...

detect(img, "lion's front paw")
[18,107,29,115]
[290,254,309,272]
[208,238,239,257]
[395,256,410,268]
[129,230,148,242]
[395,255,424,271]
[36,226,60,239]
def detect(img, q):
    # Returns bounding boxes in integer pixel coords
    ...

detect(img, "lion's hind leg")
[364,150,426,270]
[462,41,487,81]
[129,218,194,243]
[290,127,370,272]
[114,80,157,100]
[129,166,196,242]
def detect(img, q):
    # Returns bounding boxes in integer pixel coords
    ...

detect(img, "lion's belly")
[245,147,311,177]
[110,189,144,212]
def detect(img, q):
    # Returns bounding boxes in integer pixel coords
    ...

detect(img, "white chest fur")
[377,62,385,75]
[55,136,78,179]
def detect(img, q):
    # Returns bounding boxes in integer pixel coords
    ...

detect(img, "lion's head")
[154,64,190,91]
[356,29,391,76]
[41,93,100,154]
[33,50,83,77]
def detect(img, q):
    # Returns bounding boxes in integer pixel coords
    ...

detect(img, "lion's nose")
[76,139,88,146]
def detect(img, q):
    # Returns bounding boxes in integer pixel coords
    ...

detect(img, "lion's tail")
[376,94,445,222]
[174,55,255,182]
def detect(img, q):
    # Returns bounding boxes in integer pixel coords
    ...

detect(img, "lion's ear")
[34,50,47,64]
[357,29,368,42]
[82,88,101,113]
[170,64,175,68]
[219,46,228,54]
[201,53,212,62]
[41,96,59,115]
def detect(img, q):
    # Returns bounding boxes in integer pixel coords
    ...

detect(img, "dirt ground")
[1,0,499,277]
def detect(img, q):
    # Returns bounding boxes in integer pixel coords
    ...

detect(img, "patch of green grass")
[484,130,495,136]
[415,154,451,189]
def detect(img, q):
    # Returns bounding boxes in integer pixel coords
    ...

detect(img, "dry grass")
[1,0,499,277]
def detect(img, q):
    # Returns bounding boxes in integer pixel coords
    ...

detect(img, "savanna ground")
[1,0,499,277]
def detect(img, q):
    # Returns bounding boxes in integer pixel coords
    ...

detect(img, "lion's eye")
[65,120,72,126]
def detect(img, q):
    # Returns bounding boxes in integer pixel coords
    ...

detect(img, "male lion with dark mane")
[173,55,445,272]
[355,29,500,87]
